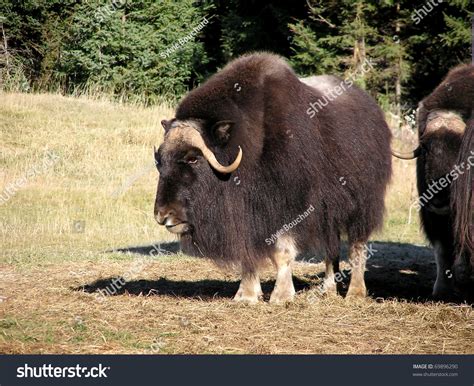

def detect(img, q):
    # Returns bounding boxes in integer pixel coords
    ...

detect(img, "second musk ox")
[154,53,392,303]
[395,64,473,300]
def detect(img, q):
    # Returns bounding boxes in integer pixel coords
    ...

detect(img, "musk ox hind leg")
[269,235,298,304]
[322,256,340,296]
[322,235,341,295]
[233,262,263,304]
[346,241,367,298]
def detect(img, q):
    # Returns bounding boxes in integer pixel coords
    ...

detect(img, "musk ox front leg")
[346,241,367,298]
[269,236,298,304]
[433,241,454,299]
[233,263,263,304]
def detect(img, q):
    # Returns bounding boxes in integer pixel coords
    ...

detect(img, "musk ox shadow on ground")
[75,241,462,303]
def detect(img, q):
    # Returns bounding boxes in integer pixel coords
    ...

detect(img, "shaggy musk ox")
[154,53,392,303]
[395,64,473,299]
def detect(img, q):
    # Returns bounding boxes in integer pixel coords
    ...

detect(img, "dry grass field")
[0,92,472,354]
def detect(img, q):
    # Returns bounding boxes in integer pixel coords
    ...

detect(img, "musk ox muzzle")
[154,207,191,234]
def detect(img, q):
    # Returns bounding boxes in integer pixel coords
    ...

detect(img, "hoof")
[233,296,259,304]
[432,287,459,302]
[432,280,454,301]
[321,280,338,296]
[346,285,367,298]
[233,289,262,305]
[269,288,295,304]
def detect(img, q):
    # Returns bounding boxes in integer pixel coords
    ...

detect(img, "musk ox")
[394,64,473,299]
[154,52,392,303]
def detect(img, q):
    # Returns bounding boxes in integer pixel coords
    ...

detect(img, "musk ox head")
[154,118,242,235]
[417,110,465,213]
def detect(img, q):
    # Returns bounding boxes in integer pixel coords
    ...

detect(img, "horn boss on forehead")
[165,122,242,174]
[425,110,466,134]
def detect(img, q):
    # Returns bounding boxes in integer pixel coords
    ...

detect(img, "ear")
[211,120,234,145]
[161,119,171,132]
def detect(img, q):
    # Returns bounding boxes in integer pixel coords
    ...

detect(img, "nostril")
[155,211,166,225]
[156,208,175,225]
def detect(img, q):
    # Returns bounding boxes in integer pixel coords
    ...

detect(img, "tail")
[451,112,474,284]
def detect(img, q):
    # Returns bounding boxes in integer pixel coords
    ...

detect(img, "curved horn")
[200,145,242,173]
[176,126,242,173]
[391,146,422,160]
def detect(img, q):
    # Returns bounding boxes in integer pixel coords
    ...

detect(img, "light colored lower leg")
[322,257,339,295]
[433,241,452,298]
[233,264,262,304]
[269,236,297,304]
[347,242,367,298]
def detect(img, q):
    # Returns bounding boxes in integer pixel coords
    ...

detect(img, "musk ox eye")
[178,154,199,165]
[154,154,162,168]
